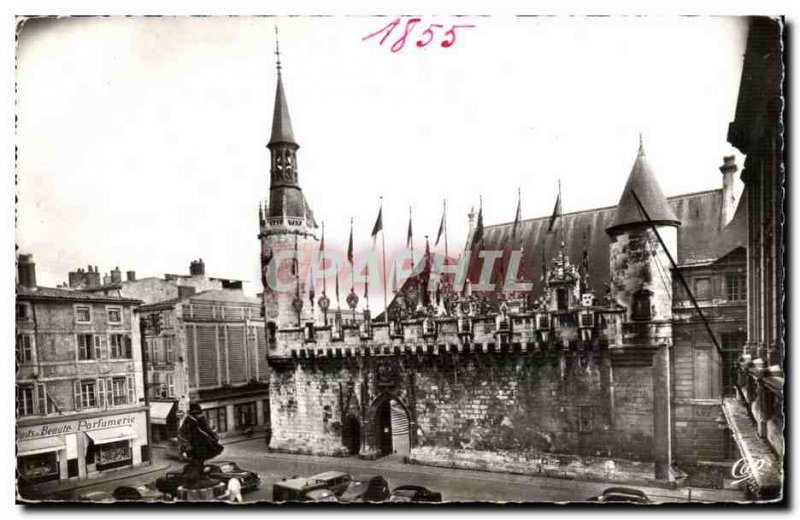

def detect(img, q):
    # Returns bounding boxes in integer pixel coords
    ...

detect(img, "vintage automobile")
[112,484,169,502]
[305,488,340,502]
[338,475,391,503]
[204,461,261,491]
[388,485,443,503]
[308,471,352,496]
[272,476,329,502]
[585,487,652,504]
[77,490,115,503]
[155,462,260,496]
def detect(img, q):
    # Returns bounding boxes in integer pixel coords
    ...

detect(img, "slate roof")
[607,143,681,233]
[138,289,261,312]
[17,285,141,304]
[466,188,746,297]
[269,73,296,146]
[268,185,317,224]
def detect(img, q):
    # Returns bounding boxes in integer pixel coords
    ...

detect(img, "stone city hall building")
[15,255,149,485]
[259,53,748,481]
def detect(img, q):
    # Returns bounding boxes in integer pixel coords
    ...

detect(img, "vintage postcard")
[13,14,784,505]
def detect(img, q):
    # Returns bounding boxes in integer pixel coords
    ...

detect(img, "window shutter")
[98,378,106,408]
[127,375,135,404]
[124,335,133,359]
[94,335,102,359]
[37,384,47,414]
[106,377,113,407]
[74,380,82,410]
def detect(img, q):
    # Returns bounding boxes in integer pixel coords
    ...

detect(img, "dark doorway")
[377,400,393,456]
[342,416,361,456]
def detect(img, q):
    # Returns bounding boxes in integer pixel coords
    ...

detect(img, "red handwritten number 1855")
[362,18,475,53]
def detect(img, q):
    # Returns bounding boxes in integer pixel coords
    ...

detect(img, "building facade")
[137,289,270,442]
[724,16,784,500]
[16,254,148,486]
[261,53,750,482]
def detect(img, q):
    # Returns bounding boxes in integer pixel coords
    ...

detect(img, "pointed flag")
[391,261,398,293]
[364,262,369,299]
[406,207,413,248]
[371,205,383,247]
[471,203,484,248]
[435,202,446,246]
[540,238,547,282]
[548,183,562,233]
[511,188,522,240]
[347,218,354,265]
[319,221,325,254]
[309,266,316,303]
[335,262,340,307]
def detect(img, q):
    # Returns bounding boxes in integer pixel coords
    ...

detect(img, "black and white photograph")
[11,11,785,507]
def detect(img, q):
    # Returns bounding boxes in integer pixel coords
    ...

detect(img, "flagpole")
[350,217,355,322]
[443,199,449,261]
[320,221,327,325]
[409,206,414,271]
[380,196,389,323]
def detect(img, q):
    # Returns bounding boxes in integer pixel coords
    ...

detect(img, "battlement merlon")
[266,306,630,360]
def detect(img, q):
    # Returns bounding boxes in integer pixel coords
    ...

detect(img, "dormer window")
[631,289,653,321]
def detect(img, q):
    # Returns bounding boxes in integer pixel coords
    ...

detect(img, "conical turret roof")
[606,140,680,234]
[268,73,297,146]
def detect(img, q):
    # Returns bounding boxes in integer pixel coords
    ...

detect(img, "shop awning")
[85,426,137,445]
[17,436,65,457]
[150,401,177,425]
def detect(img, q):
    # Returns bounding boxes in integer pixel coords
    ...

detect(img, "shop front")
[149,400,178,443]
[16,408,148,483]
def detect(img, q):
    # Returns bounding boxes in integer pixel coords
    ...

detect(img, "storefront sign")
[17,414,139,441]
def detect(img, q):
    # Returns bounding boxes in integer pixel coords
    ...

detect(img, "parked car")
[585,487,651,504]
[309,471,352,496]
[389,485,443,503]
[204,461,261,491]
[163,437,188,462]
[338,475,391,503]
[113,484,169,502]
[272,476,329,502]
[305,488,340,502]
[154,470,185,497]
[77,490,114,503]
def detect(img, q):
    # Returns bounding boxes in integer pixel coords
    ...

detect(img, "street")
[60,438,745,504]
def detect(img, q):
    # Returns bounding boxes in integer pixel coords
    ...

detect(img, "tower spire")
[274,24,282,74]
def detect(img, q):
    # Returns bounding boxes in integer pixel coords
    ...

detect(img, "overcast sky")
[16,15,748,307]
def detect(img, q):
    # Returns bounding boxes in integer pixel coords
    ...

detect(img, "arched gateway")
[369,393,411,458]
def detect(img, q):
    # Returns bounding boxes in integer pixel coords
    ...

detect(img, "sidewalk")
[20,460,171,500]
[226,442,747,503]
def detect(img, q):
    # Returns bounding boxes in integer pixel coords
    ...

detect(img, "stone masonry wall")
[269,345,658,466]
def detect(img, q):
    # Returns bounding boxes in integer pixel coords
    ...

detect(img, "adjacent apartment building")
[137,289,270,442]
[16,254,148,486]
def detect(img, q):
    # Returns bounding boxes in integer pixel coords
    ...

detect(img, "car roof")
[394,485,425,491]
[311,471,349,480]
[352,475,382,481]
[602,487,647,497]
[275,477,324,491]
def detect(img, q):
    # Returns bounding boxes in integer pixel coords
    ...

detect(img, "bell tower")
[260,32,318,341]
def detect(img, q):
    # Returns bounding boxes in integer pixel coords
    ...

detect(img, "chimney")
[127,270,136,282]
[103,273,111,285]
[17,254,37,289]
[111,266,122,284]
[720,155,740,227]
[189,258,206,277]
